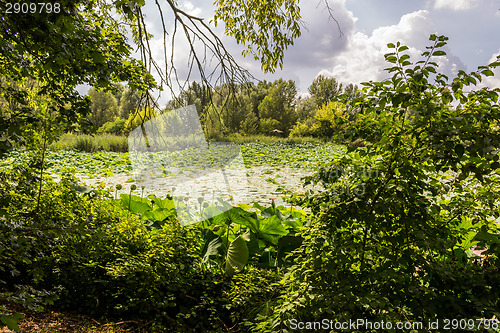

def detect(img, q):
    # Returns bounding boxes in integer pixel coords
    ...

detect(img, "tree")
[240,111,260,135]
[120,87,144,119]
[0,0,340,155]
[0,0,154,155]
[258,79,297,135]
[169,81,213,117]
[0,0,338,328]
[295,96,317,122]
[311,101,347,138]
[308,74,344,107]
[88,88,119,130]
[212,0,301,72]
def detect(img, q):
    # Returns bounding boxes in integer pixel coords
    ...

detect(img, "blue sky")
[138,0,500,103]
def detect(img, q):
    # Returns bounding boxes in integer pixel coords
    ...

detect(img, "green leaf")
[120,194,151,215]
[148,195,175,210]
[432,50,446,57]
[142,208,173,223]
[481,69,494,77]
[225,235,249,276]
[0,313,24,331]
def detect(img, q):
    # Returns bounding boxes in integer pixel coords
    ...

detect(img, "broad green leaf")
[0,313,24,331]
[142,208,174,222]
[148,195,175,210]
[481,69,494,77]
[225,235,249,276]
[120,193,151,215]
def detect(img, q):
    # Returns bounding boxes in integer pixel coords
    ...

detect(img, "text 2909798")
[5,2,61,14]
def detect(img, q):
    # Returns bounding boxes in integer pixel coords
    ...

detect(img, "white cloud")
[322,10,466,85]
[180,1,202,17]
[211,0,358,92]
[433,0,480,11]
[480,50,500,89]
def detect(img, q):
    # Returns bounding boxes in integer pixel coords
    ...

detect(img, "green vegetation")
[1,0,500,330]
[48,133,129,153]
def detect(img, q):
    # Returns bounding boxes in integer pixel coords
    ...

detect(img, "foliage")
[213,0,301,72]
[118,192,308,274]
[123,107,159,134]
[119,87,144,119]
[312,101,349,138]
[308,75,344,107]
[240,111,260,135]
[224,267,284,331]
[88,87,120,130]
[0,159,226,331]
[97,117,127,135]
[0,0,154,157]
[0,308,24,331]
[256,35,500,332]
[0,157,109,329]
[259,118,282,134]
[289,118,315,138]
[294,96,317,122]
[290,101,348,140]
[258,79,297,135]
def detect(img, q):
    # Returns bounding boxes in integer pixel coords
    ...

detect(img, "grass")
[213,133,327,145]
[49,134,128,153]
[48,133,328,153]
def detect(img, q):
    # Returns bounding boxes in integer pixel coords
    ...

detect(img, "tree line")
[92,75,358,141]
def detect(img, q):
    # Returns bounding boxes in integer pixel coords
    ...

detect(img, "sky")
[134,0,500,105]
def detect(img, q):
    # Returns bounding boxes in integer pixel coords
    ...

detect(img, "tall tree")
[258,79,297,135]
[308,75,343,107]
[120,87,143,119]
[295,96,318,122]
[88,88,119,130]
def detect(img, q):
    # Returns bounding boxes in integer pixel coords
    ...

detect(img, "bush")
[289,118,315,137]
[290,101,348,140]
[123,107,158,134]
[259,118,282,134]
[0,157,107,321]
[0,158,231,331]
[97,117,126,135]
[256,35,500,332]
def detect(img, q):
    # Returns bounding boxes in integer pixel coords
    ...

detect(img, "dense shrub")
[255,35,500,332]
[0,156,105,316]
[290,101,348,140]
[0,156,284,331]
[97,117,126,135]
